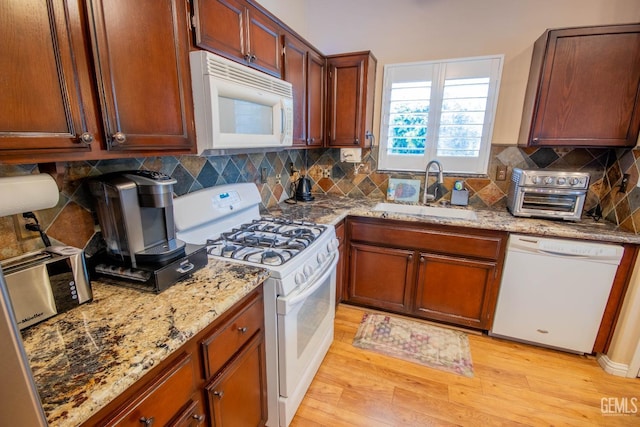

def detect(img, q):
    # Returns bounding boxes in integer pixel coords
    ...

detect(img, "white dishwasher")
[490,234,624,354]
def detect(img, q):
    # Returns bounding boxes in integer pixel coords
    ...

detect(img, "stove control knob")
[531,176,542,185]
[295,272,306,286]
[569,177,580,185]
[303,264,314,278]
[544,176,554,185]
[557,177,566,185]
[317,252,327,264]
[327,238,339,253]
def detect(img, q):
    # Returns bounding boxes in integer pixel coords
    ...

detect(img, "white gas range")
[173,183,338,427]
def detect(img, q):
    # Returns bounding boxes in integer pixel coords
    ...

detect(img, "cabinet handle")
[139,416,155,426]
[238,326,248,334]
[192,414,205,423]
[213,390,224,399]
[78,132,94,144]
[112,132,127,144]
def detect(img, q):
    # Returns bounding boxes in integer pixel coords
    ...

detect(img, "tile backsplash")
[0,144,638,260]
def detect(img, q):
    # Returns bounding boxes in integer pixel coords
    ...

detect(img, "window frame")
[378,54,504,175]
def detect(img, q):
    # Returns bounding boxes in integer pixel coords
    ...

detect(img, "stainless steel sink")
[373,202,477,220]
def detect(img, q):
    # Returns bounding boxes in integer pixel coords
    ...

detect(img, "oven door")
[513,187,586,220]
[275,254,337,420]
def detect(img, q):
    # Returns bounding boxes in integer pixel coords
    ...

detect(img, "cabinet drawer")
[348,219,505,260]
[106,352,196,426]
[201,293,264,379]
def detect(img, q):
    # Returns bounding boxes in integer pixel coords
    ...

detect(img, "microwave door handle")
[280,104,286,143]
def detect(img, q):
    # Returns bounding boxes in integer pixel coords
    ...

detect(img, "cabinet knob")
[139,416,155,426]
[78,132,94,144]
[213,390,224,399]
[192,414,205,423]
[354,138,359,145]
[250,54,257,62]
[112,132,127,144]
[238,326,248,334]
[408,254,413,261]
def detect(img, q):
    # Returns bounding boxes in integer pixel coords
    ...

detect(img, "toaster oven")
[1,246,92,330]
[506,168,590,221]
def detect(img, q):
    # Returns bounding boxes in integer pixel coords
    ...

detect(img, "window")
[378,55,503,174]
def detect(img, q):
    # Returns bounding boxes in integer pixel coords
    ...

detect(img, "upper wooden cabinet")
[192,0,282,77]
[282,33,325,147]
[326,51,376,148]
[0,0,196,163]
[519,23,640,148]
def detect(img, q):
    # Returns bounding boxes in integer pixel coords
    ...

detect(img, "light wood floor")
[291,304,640,426]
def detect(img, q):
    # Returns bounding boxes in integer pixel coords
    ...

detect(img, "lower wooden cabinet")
[345,216,507,330]
[348,242,414,313]
[206,334,267,427]
[201,290,267,427]
[414,253,500,328]
[82,286,265,427]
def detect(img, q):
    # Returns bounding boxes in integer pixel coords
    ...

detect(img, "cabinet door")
[414,253,499,329]
[326,52,376,148]
[522,24,640,147]
[206,334,268,427]
[307,49,326,147]
[282,34,308,147]
[87,0,195,151]
[0,0,98,159]
[246,4,282,77]
[193,0,246,62]
[347,242,414,313]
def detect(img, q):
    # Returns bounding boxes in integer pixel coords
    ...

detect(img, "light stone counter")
[268,194,640,245]
[21,259,268,427]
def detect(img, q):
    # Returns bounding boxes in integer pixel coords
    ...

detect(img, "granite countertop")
[23,193,640,426]
[22,259,268,427]
[268,194,640,245]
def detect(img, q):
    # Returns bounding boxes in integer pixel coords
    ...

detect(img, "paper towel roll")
[0,174,60,217]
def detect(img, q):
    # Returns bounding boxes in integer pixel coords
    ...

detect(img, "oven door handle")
[279,254,337,310]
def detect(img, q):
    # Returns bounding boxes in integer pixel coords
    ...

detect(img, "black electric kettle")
[295,175,314,201]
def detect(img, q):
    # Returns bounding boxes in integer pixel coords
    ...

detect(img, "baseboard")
[597,353,630,377]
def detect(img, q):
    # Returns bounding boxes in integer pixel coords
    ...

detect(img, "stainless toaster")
[1,246,92,330]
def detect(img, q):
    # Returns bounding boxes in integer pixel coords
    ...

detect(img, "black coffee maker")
[87,170,207,292]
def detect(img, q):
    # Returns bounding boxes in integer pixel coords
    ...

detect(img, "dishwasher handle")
[507,234,624,265]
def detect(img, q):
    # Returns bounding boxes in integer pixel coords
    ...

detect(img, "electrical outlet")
[496,165,507,181]
[322,168,331,179]
[275,174,281,183]
[356,163,370,174]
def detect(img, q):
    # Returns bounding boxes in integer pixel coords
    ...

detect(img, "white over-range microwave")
[189,50,293,154]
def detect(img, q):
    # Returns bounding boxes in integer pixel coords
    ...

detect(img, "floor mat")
[352,312,474,377]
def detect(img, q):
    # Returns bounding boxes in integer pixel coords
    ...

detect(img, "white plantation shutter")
[379,55,503,174]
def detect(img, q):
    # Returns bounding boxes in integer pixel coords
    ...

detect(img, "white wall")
[301,0,640,146]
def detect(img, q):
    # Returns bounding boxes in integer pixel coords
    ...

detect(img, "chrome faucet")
[423,160,444,204]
